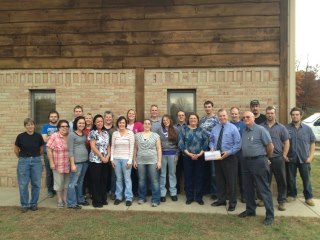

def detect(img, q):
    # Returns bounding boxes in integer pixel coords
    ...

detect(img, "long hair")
[92,114,106,131]
[73,116,85,131]
[161,114,177,142]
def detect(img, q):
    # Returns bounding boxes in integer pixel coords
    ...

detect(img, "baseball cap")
[250,100,260,106]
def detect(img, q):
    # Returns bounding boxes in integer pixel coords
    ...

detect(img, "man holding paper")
[209,109,241,211]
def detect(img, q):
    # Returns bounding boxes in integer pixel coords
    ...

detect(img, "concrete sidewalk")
[1,187,319,218]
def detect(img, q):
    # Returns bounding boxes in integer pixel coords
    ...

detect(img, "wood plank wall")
[0,0,281,69]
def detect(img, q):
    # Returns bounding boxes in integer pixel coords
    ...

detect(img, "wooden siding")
[0,0,281,69]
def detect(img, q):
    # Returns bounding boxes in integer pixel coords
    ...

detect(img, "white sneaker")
[57,202,64,208]
[138,199,145,205]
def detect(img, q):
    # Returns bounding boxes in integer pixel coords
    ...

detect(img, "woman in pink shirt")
[47,120,70,208]
[127,109,144,134]
[126,109,143,197]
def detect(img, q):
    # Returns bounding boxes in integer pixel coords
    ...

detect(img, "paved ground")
[1,187,319,218]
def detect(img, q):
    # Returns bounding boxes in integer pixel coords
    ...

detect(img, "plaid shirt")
[47,131,70,173]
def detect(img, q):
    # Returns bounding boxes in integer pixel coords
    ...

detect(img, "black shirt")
[255,114,267,125]
[15,132,44,157]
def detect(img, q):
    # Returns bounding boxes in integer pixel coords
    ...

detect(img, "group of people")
[14,100,316,226]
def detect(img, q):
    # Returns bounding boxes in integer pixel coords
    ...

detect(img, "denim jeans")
[17,156,42,208]
[67,162,89,207]
[160,155,177,197]
[114,159,133,201]
[138,164,160,204]
[43,153,54,194]
[286,161,313,199]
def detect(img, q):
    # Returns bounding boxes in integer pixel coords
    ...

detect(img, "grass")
[0,157,319,240]
[0,208,319,240]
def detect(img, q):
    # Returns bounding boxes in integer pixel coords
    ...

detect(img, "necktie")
[216,125,224,151]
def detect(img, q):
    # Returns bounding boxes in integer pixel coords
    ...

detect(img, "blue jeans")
[17,156,42,208]
[43,153,54,194]
[67,162,89,207]
[138,164,160,204]
[114,159,133,201]
[286,161,313,199]
[160,155,177,197]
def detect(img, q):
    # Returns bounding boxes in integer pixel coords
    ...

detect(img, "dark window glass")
[31,90,56,132]
[167,90,196,123]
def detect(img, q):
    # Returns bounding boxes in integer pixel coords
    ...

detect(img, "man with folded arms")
[239,111,274,226]
[261,106,289,211]
[209,109,241,211]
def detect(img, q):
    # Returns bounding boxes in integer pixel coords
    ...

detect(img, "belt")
[244,155,266,160]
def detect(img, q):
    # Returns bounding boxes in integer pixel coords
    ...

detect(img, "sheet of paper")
[204,151,221,161]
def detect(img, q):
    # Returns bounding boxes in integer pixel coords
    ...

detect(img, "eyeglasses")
[60,125,69,128]
[242,116,251,119]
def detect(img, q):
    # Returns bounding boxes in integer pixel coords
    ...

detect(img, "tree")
[296,64,320,110]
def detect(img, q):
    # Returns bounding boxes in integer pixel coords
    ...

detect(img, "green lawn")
[0,207,319,240]
[0,156,319,240]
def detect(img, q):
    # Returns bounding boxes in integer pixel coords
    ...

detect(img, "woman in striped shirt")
[111,116,135,206]
[134,119,162,207]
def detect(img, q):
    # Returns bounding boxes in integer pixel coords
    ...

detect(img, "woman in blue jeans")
[157,114,179,202]
[14,118,44,212]
[134,119,162,207]
[67,116,89,209]
[111,116,135,206]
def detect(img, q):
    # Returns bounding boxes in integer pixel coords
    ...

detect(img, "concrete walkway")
[1,187,319,218]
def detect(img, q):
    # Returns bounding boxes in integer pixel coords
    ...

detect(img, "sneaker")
[138,199,145,205]
[126,201,132,206]
[57,202,64,208]
[67,205,82,209]
[160,197,166,202]
[256,200,264,207]
[114,199,121,205]
[287,196,296,202]
[30,205,38,211]
[306,198,315,206]
[21,207,28,213]
[151,202,159,207]
[278,203,286,211]
[79,201,90,206]
[47,192,54,198]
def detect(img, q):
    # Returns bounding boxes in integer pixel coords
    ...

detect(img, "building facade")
[0,0,294,186]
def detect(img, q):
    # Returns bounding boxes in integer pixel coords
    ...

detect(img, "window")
[31,90,56,132]
[167,89,196,123]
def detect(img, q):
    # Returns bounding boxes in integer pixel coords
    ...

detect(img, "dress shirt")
[209,122,241,156]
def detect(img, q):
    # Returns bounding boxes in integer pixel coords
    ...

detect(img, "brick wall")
[144,67,280,117]
[0,67,280,187]
[0,69,135,187]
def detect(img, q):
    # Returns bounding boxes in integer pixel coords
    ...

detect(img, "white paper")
[204,151,221,161]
